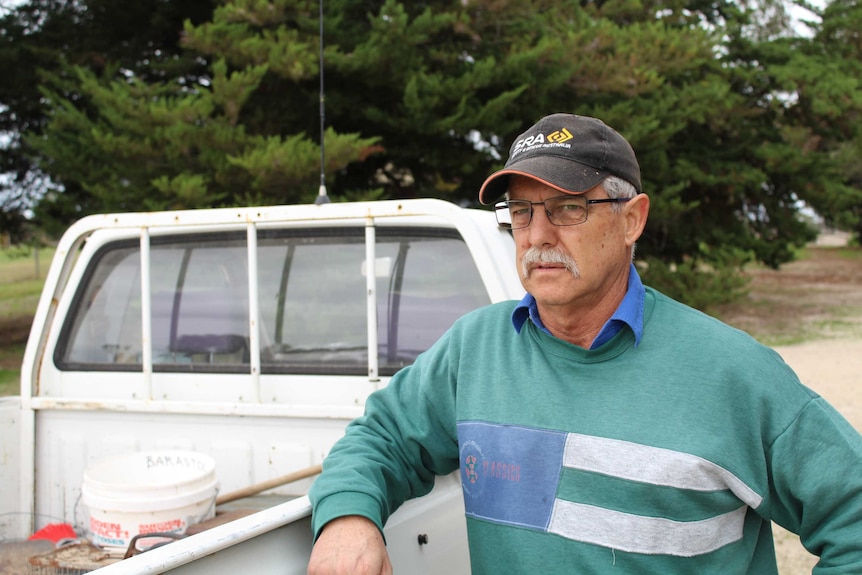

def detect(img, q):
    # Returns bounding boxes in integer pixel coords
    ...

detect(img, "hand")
[307,515,392,575]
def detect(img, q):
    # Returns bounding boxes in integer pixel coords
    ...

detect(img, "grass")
[709,243,862,347]
[0,246,53,396]
[0,279,43,316]
[744,305,862,348]
[0,344,25,396]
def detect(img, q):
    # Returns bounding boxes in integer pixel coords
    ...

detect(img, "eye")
[509,203,530,217]
[559,201,586,213]
[548,199,588,224]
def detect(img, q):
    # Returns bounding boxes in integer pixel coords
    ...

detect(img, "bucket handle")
[123,532,186,559]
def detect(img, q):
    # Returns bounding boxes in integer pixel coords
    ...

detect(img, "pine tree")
[0,0,219,236]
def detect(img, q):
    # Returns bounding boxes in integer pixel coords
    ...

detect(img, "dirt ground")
[711,235,862,346]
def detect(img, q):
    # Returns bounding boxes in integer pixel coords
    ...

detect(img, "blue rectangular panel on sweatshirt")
[457,421,567,531]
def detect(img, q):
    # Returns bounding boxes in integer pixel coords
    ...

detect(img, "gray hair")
[603,175,639,258]
[602,176,638,210]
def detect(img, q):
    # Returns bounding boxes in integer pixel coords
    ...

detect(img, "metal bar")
[365,218,379,383]
[140,228,153,396]
[17,230,95,538]
[27,397,365,420]
[86,497,314,575]
[247,223,261,399]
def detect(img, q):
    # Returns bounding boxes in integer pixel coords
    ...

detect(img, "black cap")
[478,113,642,204]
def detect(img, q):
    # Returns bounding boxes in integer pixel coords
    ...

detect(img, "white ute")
[0,198,522,574]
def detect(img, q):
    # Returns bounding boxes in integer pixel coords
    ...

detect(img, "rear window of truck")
[55,227,490,376]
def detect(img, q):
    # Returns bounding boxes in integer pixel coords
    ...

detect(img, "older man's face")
[508,175,637,319]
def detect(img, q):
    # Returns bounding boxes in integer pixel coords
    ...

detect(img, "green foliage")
[812,0,862,245]
[640,246,753,311]
[28,59,379,215]
[2,0,862,308]
[0,245,32,261]
[0,0,219,232]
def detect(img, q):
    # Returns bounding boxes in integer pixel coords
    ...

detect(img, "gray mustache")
[520,247,580,279]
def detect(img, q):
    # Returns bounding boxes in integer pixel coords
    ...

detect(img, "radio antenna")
[314,0,330,204]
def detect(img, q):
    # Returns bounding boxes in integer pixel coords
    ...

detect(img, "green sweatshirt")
[310,287,862,573]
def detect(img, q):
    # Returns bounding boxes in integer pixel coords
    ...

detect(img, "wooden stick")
[216,463,323,505]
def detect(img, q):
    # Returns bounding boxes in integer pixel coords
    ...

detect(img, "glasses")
[494,195,632,230]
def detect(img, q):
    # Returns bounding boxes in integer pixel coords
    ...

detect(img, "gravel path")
[775,339,862,430]
[771,338,862,574]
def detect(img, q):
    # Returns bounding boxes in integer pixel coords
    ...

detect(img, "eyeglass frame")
[493,195,633,230]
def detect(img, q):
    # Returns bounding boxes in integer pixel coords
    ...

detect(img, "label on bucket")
[89,515,188,548]
[145,453,210,473]
[89,517,132,547]
[139,518,185,534]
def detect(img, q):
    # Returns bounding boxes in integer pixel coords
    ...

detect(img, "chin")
[523,279,578,303]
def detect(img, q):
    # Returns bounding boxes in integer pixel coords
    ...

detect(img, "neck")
[538,297,622,348]
[535,267,630,348]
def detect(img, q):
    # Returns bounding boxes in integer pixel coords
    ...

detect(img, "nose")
[525,204,557,247]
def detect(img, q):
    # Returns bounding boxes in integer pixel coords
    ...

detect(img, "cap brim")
[478,155,609,205]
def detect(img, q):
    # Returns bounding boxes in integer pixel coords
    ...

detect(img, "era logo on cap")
[512,128,573,157]
[548,128,573,143]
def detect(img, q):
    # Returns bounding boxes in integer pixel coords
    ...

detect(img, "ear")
[623,194,649,247]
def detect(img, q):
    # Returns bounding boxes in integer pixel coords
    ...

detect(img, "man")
[307,113,862,574]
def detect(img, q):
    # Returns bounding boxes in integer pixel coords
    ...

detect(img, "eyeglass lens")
[495,196,589,229]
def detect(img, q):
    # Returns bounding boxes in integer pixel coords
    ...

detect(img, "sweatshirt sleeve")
[767,396,862,572]
[309,329,462,539]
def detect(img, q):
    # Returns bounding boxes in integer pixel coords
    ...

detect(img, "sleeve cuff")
[311,492,386,541]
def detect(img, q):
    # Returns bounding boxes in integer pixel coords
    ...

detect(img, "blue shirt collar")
[512,262,645,349]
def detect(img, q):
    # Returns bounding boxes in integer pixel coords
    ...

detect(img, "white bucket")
[81,450,219,549]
